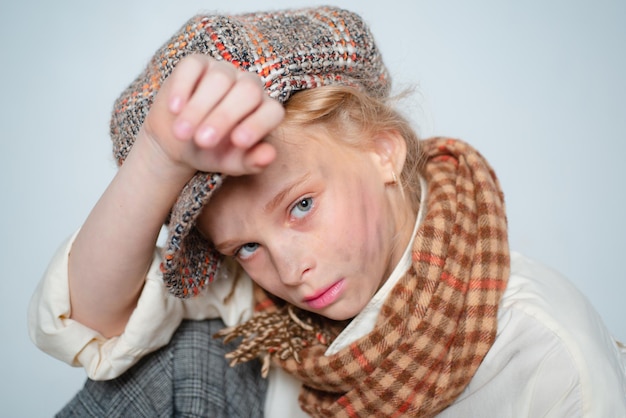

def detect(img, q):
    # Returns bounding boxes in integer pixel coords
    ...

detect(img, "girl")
[29,6,626,417]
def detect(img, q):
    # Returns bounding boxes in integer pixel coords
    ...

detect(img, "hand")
[141,55,284,177]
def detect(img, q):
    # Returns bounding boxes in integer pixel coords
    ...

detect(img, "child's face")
[198,125,409,320]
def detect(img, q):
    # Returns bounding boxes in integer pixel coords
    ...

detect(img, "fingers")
[215,141,277,176]
[203,72,267,147]
[149,55,285,177]
[190,135,276,177]
[167,57,235,141]
[167,56,283,151]
[166,55,209,115]
[242,141,277,172]
[230,93,285,148]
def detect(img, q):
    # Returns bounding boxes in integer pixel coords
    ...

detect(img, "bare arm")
[68,56,284,337]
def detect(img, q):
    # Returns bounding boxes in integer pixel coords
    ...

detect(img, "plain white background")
[1,0,624,416]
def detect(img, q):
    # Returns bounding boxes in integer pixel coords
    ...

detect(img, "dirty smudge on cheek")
[353,178,387,269]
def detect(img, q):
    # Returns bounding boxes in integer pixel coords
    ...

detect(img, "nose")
[269,233,315,286]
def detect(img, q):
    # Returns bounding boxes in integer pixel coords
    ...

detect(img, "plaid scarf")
[216,137,510,417]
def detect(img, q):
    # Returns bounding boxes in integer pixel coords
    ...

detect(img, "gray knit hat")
[110,6,390,297]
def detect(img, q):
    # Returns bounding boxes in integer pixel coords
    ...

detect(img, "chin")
[316,305,361,322]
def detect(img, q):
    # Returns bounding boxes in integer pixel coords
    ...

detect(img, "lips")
[303,279,345,310]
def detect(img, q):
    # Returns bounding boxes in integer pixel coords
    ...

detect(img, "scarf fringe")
[214,305,334,378]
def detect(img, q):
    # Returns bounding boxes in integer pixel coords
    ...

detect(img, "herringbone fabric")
[56,319,267,418]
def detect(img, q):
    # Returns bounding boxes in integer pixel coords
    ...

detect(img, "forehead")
[199,125,368,224]
[219,127,336,196]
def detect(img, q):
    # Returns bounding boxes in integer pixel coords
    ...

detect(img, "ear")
[369,130,407,184]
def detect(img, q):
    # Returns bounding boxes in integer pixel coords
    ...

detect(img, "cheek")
[238,259,285,297]
[335,182,387,261]
[359,198,387,265]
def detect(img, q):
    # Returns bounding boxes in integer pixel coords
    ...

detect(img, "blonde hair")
[281,85,425,210]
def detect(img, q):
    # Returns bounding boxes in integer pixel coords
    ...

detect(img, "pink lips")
[304,279,345,310]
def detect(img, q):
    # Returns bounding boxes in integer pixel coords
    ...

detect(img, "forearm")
[69,132,195,337]
[68,55,283,338]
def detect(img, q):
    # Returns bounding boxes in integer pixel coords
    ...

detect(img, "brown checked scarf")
[216,137,510,417]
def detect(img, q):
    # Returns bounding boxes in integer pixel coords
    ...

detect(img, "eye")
[235,242,259,260]
[291,197,314,219]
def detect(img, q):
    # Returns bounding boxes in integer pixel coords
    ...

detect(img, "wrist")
[131,128,198,187]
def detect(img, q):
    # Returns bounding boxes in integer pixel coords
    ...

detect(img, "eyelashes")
[235,242,259,260]
[290,196,314,219]
[234,196,316,261]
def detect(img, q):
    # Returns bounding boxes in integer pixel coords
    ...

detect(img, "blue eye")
[291,197,313,219]
[236,243,259,260]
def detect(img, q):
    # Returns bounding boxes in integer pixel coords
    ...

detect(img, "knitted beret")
[110,6,390,297]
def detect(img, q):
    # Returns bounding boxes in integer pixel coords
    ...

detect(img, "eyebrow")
[212,239,239,255]
[212,172,312,253]
[264,172,311,214]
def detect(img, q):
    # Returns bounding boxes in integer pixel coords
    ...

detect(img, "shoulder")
[486,253,626,416]
[443,252,626,417]
[502,252,625,375]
